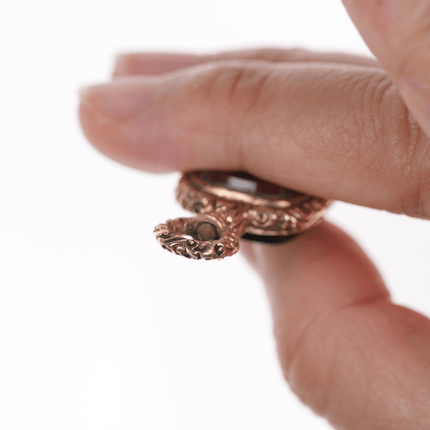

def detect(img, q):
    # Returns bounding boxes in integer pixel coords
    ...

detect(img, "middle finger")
[113,47,379,76]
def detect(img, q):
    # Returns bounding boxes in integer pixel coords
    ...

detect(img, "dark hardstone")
[241,233,299,245]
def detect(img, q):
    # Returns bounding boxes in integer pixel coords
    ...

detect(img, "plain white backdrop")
[1,0,430,429]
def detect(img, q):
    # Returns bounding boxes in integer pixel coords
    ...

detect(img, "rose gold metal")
[154,172,331,260]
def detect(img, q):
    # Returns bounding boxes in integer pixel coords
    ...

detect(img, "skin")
[79,1,430,428]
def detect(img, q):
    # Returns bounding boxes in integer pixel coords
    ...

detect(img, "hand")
[79,1,430,428]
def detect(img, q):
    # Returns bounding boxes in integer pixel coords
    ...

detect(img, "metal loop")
[154,215,239,260]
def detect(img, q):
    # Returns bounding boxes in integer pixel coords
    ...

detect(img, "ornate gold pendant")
[154,171,330,260]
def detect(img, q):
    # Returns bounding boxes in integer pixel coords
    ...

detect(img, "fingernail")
[79,77,161,121]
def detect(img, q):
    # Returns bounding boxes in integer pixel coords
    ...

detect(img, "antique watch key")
[154,171,330,260]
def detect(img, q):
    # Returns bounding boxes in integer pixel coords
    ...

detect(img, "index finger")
[342,0,430,138]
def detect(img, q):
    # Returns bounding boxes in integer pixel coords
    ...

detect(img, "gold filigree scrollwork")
[176,177,328,237]
[154,215,239,260]
[155,173,330,260]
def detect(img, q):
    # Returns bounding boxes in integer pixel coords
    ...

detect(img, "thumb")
[241,222,430,429]
[342,0,430,137]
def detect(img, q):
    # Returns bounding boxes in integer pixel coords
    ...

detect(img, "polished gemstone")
[196,171,304,199]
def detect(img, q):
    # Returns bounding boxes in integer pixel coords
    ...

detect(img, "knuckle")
[350,71,430,218]
[202,62,273,123]
[208,63,273,166]
[378,91,430,219]
[171,62,274,166]
[172,61,272,123]
[398,116,430,218]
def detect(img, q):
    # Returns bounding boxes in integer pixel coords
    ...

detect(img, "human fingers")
[113,47,379,77]
[79,60,430,218]
[240,222,430,429]
[341,0,430,139]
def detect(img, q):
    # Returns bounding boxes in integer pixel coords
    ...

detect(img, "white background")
[1,1,430,429]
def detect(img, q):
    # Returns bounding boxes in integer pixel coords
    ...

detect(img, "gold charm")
[154,171,330,260]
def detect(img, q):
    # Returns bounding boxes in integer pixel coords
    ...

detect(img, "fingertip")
[78,85,181,173]
[78,97,122,164]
